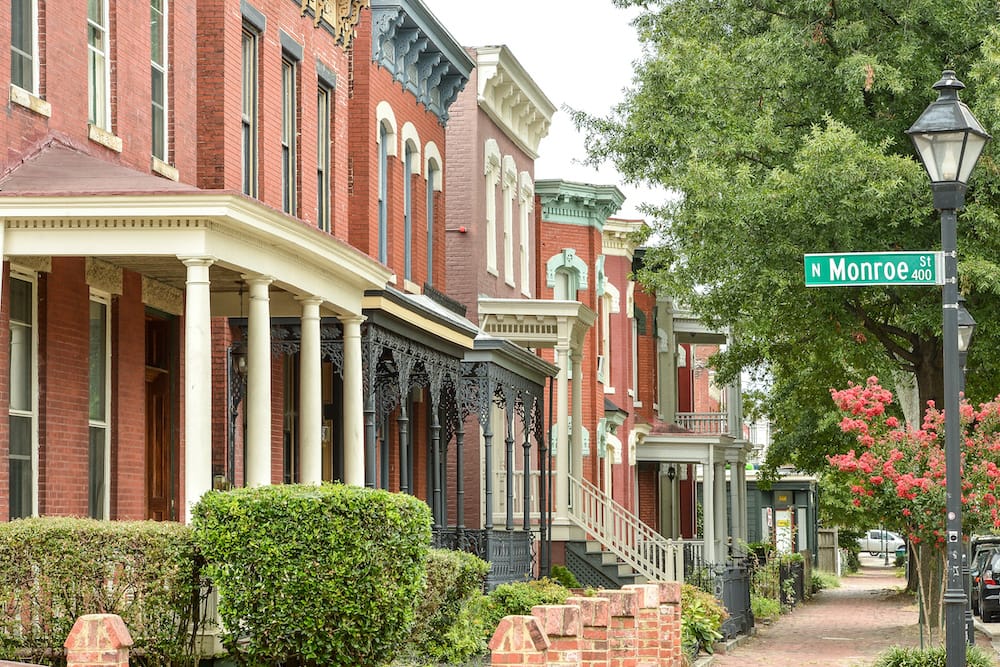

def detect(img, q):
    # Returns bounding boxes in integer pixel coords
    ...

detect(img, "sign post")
[803,251,943,287]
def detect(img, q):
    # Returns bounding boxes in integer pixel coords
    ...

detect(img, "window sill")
[604,386,616,395]
[487,266,499,277]
[402,278,421,294]
[504,278,516,289]
[151,156,179,181]
[10,84,51,118]
[89,124,122,153]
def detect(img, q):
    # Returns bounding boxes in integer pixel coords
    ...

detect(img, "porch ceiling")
[477,297,596,350]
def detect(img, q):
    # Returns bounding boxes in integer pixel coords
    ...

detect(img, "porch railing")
[675,411,729,434]
[568,475,684,582]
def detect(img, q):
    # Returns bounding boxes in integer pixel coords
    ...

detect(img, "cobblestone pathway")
[709,557,985,667]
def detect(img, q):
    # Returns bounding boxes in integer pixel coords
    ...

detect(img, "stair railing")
[568,474,684,582]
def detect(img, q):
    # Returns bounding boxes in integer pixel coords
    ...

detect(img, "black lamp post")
[957,297,977,646]
[907,70,990,667]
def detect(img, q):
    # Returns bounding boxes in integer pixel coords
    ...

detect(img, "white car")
[858,529,905,555]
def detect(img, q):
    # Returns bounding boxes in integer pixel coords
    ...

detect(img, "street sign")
[803,251,943,287]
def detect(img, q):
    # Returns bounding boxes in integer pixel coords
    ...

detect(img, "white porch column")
[703,449,715,564]
[342,316,365,486]
[555,343,570,522]
[298,297,323,485]
[734,459,748,542]
[571,351,583,482]
[181,257,214,523]
[714,459,728,559]
[245,276,273,487]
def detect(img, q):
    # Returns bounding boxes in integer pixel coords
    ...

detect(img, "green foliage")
[487,578,571,618]
[576,0,1000,475]
[403,549,489,665]
[811,570,841,593]
[0,517,202,666]
[192,483,431,667]
[680,584,727,655]
[750,595,781,623]
[548,564,580,589]
[873,645,994,667]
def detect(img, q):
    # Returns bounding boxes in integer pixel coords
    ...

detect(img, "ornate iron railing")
[568,475,684,582]
[431,527,535,589]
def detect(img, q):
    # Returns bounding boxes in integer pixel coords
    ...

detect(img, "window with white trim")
[426,158,439,285]
[502,156,516,286]
[403,142,414,281]
[87,0,110,130]
[518,172,533,296]
[378,122,389,263]
[89,293,111,520]
[241,26,258,196]
[151,0,168,161]
[316,85,332,232]
[484,139,501,275]
[9,272,36,520]
[11,0,37,94]
[281,56,298,215]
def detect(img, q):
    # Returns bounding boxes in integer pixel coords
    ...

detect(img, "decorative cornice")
[603,217,646,258]
[10,256,51,273]
[142,276,183,315]
[475,46,555,160]
[370,0,474,124]
[536,179,625,231]
[300,0,368,46]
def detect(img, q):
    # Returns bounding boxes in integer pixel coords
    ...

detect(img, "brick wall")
[111,273,148,520]
[489,582,683,666]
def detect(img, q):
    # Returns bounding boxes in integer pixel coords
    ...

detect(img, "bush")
[403,549,489,665]
[811,570,841,593]
[0,517,202,666]
[681,583,727,657]
[873,645,994,667]
[193,483,431,667]
[488,578,572,617]
[750,594,781,623]
[549,564,580,589]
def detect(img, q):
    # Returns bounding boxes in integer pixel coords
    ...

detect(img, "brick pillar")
[567,595,610,667]
[603,589,639,667]
[624,584,661,667]
[489,615,550,666]
[656,582,683,666]
[532,604,582,665]
[64,614,133,667]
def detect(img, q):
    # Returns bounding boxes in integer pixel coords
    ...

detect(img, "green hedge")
[0,517,201,666]
[193,483,431,667]
[402,548,490,664]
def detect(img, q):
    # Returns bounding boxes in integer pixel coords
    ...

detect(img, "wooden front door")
[145,315,175,521]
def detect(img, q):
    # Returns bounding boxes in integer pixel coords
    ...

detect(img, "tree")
[575,0,1000,472]
[827,377,1000,639]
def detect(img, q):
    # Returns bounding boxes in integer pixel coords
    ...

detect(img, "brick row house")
[0,0,749,594]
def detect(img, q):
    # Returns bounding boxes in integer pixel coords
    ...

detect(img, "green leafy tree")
[575,0,1000,472]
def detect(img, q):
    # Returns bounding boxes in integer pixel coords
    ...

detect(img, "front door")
[145,315,175,520]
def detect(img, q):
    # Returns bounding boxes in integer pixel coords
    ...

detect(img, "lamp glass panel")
[912,132,966,182]
[958,325,973,352]
[958,134,988,183]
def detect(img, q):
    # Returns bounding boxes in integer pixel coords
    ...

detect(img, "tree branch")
[845,300,922,365]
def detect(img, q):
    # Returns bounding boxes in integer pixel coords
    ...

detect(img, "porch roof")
[0,139,391,317]
[477,297,596,350]
[636,418,747,464]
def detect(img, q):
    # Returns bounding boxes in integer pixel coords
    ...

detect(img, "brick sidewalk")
[709,560,940,666]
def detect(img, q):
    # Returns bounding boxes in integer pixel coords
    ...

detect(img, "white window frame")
[424,143,442,287]
[484,139,501,276]
[241,25,259,197]
[11,0,38,95]
[375,102,398,266]
[89,291,112,520]
[316,84,332,232]
[8,268,38,519]
[502,156,516,287]
[151,0,169,162]
[518,172,533,297]
[87,0,111,130]
[281,56,298,215]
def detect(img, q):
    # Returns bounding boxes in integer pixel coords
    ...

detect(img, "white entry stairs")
[567,474,685,584]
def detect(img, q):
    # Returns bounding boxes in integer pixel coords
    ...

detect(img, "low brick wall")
[489,582,683,667]
[3,614,133,667]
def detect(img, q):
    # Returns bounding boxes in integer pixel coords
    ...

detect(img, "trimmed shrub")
[404,549,489,664]
[193,483,431,667]
[548,564,580,589]
[873,645,993,667]
[0,517,202,666]
[681,583,727,656]
[488,577,572,618]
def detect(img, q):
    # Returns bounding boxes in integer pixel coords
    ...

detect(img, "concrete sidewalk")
[704,556,998,666]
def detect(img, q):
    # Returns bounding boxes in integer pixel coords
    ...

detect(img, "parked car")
[971,535,1000,617]
[978,550,1000,622]
[858,529,905,556]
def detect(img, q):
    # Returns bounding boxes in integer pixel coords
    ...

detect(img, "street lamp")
[957,297,977,386]
[907,70,990,667]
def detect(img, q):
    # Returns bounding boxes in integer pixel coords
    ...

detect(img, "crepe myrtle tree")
[828,377,1000,641]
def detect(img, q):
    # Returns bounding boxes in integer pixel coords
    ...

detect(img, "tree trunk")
[913,341,944,420]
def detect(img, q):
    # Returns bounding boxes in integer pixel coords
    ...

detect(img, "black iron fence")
[432,527,535,589]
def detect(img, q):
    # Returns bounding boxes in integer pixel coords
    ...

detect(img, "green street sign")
[804,251,943,287]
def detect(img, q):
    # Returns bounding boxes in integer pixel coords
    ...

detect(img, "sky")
[421,0,668,219]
